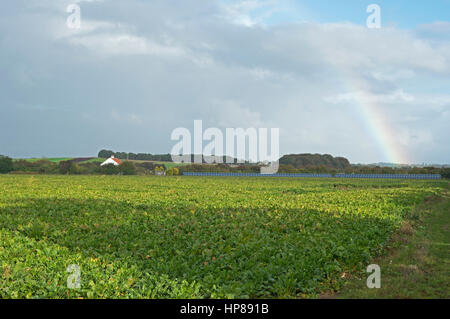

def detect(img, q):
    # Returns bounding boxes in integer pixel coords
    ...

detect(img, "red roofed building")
[100,156,123,166]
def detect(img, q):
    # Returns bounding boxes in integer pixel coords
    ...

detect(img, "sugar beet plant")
[0,175,446,298]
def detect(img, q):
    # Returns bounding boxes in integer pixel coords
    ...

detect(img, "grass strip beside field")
[335,187,449,298]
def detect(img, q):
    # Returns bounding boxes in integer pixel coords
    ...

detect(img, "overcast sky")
[1,0,449,164]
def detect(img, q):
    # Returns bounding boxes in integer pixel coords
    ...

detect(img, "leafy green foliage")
[99,164,119,175]
[166,167,179,176]
[440,168,450,179]
[68,163,81,175]
[59,161,81,175]
[0,175,446,298]
[119,161,137,175]
[0,155,14,174]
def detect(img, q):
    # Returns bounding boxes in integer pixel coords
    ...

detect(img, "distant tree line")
[0,155,13,174]
[98,150,173,162]
[98,150,241,164]
[279,154,351,169]
[7,158,180,176]
[278,163,450,177]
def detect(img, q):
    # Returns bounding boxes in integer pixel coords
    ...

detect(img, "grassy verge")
[334,185,449,298]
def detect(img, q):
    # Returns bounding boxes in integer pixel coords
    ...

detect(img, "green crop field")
[0,175,447,298]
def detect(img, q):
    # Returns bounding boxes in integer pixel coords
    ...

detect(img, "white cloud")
[68,33,185,56]
[417,21,450,36]
[398,128,433,146]
[372,69,416,82]
[325,89,416,105]
[111,110,143,125]
[220,0,278,27]
[211,100,264,128]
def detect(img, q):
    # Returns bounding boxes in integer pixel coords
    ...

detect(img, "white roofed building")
[100,156,123,166]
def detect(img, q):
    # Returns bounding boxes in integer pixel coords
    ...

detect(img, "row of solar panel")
[183,172,441,179]
[334,174,441,179]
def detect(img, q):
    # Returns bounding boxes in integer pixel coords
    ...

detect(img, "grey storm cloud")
[0,0,449,163]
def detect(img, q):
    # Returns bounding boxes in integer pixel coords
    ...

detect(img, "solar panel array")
[182,172,441,179]
[334,174,441,179]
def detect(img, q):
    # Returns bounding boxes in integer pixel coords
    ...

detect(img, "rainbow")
[339,70,410,165]
[355,93,409,165]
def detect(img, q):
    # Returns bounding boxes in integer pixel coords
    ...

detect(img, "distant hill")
[279,154,351,169]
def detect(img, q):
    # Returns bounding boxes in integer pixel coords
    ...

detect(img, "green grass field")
[0,175,447,298]
[19,157,74,163]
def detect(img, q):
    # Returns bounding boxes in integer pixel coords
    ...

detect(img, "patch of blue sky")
[220,0,449,28]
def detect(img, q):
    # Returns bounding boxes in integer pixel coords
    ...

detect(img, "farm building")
[100,156,122,166]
